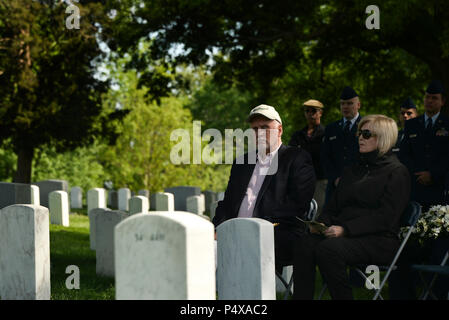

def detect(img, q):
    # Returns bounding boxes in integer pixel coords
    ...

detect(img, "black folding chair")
[318,201,422,300]
[276,199,318,299]
[411,249,449,300]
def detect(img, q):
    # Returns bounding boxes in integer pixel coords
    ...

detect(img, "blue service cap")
[426,80,445,94]
[401,97,416,109]
[340,86,358,100]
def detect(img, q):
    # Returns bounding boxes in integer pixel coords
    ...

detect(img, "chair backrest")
[306,198,318,221]
[400,201,421,228]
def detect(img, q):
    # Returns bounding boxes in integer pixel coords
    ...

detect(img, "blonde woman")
[293,115,411,300]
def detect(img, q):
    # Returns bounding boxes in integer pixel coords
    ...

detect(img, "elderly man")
[213,104,316,270]
[289,99,326,216]
[321,86,362,205]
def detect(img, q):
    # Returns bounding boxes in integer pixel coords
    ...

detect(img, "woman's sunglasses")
[401,111,414,116]
[357,129,376,139]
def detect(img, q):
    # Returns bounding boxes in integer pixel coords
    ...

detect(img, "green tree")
[32,141,108,195]
[110,0,449,115]
[100,69,231,193]
[0,0,126,183]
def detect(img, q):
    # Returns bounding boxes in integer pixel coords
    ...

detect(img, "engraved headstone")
[115,211,215,299]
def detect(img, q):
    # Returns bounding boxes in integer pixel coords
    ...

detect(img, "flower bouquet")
[400,205,449,245]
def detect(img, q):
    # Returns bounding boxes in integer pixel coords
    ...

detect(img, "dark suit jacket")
[212,144,316,229]
[320,115,362,185]
[289,124,325,179]
[399,113,449,206]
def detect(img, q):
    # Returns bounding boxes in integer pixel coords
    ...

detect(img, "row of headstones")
[0,181,224,214]
[83,186,224,218]
[0,204,281,300]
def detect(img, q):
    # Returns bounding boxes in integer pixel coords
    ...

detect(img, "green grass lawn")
[49,209,390,300]
[49,209,114,300]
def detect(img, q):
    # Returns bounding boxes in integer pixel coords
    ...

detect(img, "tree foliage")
[110,0,449,117]
[0,0,127,182]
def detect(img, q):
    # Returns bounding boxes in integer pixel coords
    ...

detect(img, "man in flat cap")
[289,99,326,215]
[391,80,449,299]
[213,104,316,272]
[321,86,362,204]
[392,97,419,155]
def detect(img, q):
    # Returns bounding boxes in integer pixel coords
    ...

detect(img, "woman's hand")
[323,225,345,238]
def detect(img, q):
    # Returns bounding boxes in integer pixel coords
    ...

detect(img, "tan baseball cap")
[247,104,282,124]
[303,99,324,108]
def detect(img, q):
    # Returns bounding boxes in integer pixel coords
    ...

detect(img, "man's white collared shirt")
[237,144,281,218]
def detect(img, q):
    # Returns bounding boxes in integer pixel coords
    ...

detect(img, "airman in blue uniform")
[399,80,449,210]
[392,97,418,155]
[391,80,449,300]
[321,86,362,205]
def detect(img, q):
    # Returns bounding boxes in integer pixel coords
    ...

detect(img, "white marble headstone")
[88,207,111,250]
[163,186,201,211]
[129,196,149,215]
[87,188,106,214]
[186,195,205,215]
[216,218,276,300]
[30,185,40,206]
[154,192,175,211]
[95,210,129,277]
[115,211,215,300]
[217,192,225,201]
[0,205,50,300]
[49,190,70,227]
[118,188,131,211]
[70,186,83,209]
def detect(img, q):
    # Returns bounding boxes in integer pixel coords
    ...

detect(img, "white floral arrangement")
[400,205,449,244]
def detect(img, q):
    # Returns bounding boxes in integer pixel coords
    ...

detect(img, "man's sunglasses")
[304,107,319,114]
[357,129,376,139]
[401,111,414,116]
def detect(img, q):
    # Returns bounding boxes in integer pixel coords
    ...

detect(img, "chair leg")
[317,283,327,300]
[276,269,292,300]
[282,275,294,300]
